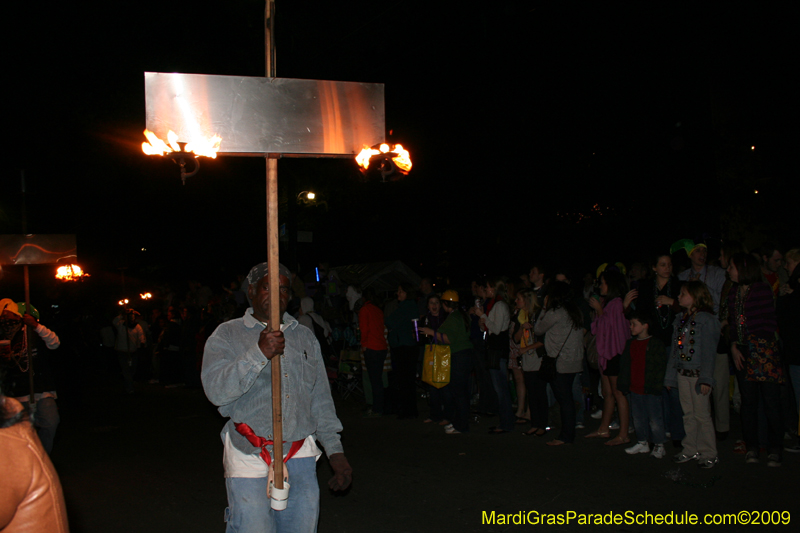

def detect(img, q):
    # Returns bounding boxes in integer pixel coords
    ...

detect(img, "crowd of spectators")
[3,241,797,474]
[348,240,799,469]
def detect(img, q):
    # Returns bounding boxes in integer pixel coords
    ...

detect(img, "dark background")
[2,6,799,530]
[3,1,797,293]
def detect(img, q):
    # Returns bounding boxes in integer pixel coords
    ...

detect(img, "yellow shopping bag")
[422,343,451,389]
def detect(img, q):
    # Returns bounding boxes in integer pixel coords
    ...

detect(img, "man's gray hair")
[242,262,292,305]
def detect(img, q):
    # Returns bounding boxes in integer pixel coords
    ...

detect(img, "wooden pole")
[267,155,284,488]
[21,172,36,412]
[24,264,35,410]
[265,1,275,78]
[264,0,284,490]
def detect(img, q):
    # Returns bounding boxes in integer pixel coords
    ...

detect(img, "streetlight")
[296,190,327,210]
[297,191,316,205]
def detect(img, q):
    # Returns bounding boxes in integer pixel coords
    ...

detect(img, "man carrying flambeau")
[202,262,352,533]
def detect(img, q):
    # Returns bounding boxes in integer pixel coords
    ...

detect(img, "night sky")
[3,1,797,292]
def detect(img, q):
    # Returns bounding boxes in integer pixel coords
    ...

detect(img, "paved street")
[52,375,798,532]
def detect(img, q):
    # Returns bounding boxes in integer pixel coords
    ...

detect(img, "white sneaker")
[575,422,585,429]
[444,424,461,434]
[625,441,650,455]
[651,444,666,459]
[590,409,603,420]
[698,456,719,469]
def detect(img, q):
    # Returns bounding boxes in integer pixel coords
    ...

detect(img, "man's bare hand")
[731,343,744,372]
[22,313,38,328]
[623,289,638,308]
[328,453,352,491]
[655,295,674,307]
[258,330,285,360]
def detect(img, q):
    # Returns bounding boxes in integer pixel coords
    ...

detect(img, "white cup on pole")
[270,481,290,510]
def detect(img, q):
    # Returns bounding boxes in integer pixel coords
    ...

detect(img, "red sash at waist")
[234,422,305,466]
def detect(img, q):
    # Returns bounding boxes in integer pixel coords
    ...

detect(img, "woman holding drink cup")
[419,295,450,425]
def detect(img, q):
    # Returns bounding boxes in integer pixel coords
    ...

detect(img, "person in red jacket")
[356,286,388,417]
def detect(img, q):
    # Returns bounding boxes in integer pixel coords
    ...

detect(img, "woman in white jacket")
[534,282,585,445]
[474,278,514,434]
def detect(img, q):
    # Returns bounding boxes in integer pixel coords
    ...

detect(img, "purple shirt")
[591,297,630,371]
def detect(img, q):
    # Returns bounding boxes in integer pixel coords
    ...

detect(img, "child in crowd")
[617,311,669,458]
[664,281,720,468]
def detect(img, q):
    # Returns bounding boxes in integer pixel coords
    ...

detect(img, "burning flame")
[168,130,180,152]
[355,147,380,169]
[390,144,412,173]
[140,292,152,300]
[118,299,129,306]
[142,130,222,159]
[142,130,171,155]
[185,135,222,158]
[55,264,88,281]
[356,143,413,173]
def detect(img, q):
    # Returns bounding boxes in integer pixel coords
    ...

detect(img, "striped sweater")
[727,281,777,343]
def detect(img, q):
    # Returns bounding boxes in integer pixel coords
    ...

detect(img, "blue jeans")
[471,342,498,413]
[449,349,474,432]
[630,392,666,444]
[117,350,138,393]
[427,383,452,422]
[572,373,585,423]
[22,397,60,455]
[524,371,549,430]
[737,370,783,456]
[490,360,515,431]
[364,349,387,414]
[225,457,319,533]
[391,345,418,417]
[789,365,800,413]
[661,386,685,441]
[551,372,577,443]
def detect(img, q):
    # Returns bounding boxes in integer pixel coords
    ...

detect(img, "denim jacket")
[201,310,343,457]
[664,311,720,394]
